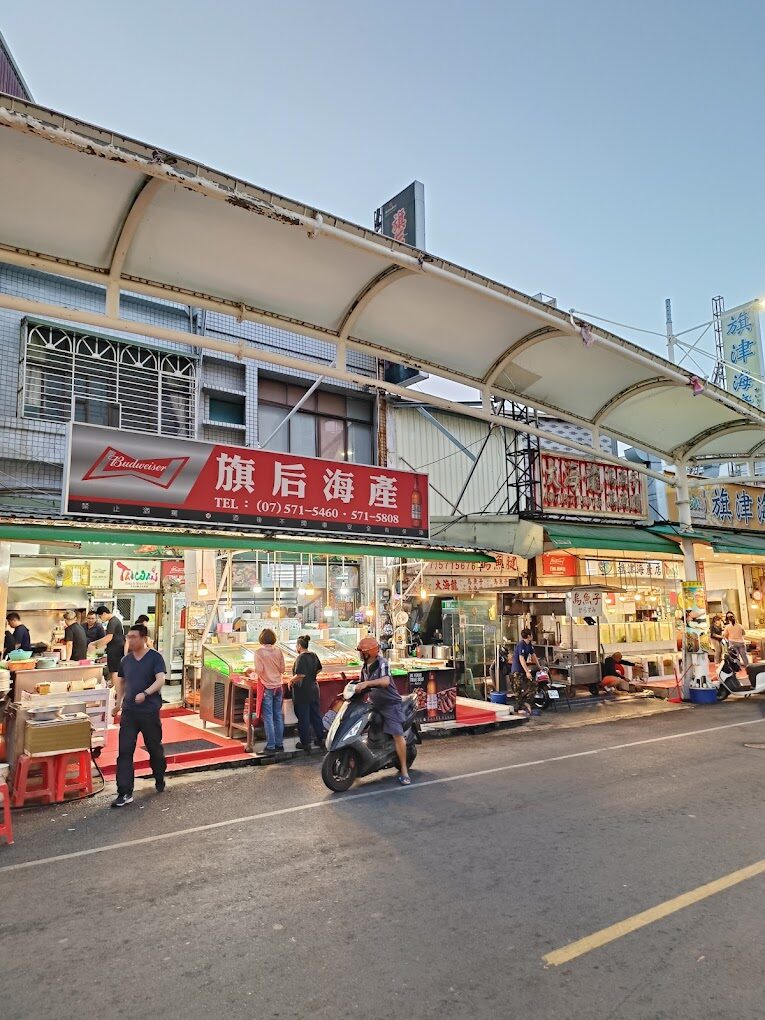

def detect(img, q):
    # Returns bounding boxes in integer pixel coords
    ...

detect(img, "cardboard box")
[24,717,92,755]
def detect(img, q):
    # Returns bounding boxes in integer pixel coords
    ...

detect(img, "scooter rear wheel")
[321,750,358,792]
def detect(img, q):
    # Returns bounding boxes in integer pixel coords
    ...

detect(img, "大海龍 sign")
[64,424,429,539]
[540,454,646,519]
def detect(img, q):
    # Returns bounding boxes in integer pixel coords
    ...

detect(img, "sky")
[3,0,765,387]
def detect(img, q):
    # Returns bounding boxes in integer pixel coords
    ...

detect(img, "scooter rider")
[354,636,411,786]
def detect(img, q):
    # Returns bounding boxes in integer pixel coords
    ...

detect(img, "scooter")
[716,643,765,700]
[321,681,421,792]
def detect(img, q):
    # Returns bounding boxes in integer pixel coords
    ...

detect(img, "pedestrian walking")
[93,605,125,686]
[111,623,167,808]
[134,614,154,648]
[510,627,539,716]
[710,614,724,664]
[254,628,286,753]
[723,613,749,666]
[290,634,325,752]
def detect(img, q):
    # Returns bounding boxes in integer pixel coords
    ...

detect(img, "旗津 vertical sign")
[722,301,765,410]
[64,424,429,539]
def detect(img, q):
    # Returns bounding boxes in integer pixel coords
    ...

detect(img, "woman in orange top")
[254,628,286,752]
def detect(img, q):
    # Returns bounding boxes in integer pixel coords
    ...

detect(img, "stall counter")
[12,661,105,695]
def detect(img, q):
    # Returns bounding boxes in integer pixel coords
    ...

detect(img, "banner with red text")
[65,424,429,539]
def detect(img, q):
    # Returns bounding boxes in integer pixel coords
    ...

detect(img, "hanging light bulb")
[197,578,208,598]
[269,604,280,619]
[365,607,374,619]
[420,585,428,600]
[323,605,333,618]
[304,553,315,597]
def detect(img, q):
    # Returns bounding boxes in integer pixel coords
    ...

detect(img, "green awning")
[651,524,765,557]
[543,522,681,555]
[0,521,492,563]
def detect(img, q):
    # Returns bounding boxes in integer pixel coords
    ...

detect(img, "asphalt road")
[2,700,765,1020]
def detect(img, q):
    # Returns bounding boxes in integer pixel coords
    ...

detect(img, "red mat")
[98,716,250,777]
[455,703,498,725]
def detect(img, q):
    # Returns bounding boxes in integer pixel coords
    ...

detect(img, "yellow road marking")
[543,858,765,967]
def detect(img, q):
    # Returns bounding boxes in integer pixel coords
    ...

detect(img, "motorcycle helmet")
[357,636,380,659]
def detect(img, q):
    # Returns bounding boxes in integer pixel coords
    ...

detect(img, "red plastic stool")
[54,750,93,801]
[11,754,56,807]
[0,782,13,845]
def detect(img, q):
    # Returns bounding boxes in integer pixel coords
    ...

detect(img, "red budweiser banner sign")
[65,424,429,539]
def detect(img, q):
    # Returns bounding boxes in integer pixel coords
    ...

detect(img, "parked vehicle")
[716,643,765,700]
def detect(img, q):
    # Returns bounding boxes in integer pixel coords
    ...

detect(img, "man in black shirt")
[5,612,32,653]
[290,634,325,753]
[84,611,105,644]
[112,623,167,808]
[93,605,125,686]
[62,610,88,661]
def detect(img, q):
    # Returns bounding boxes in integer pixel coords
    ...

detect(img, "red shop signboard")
[64,424,429,540]
[540,454,646,519]
[541,552,578,577]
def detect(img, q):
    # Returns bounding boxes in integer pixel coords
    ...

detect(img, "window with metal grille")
[21,323,197,437]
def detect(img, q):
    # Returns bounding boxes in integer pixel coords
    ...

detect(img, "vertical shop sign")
[540,454,646,519]
[679,581,710,654]
[722,301,765,410]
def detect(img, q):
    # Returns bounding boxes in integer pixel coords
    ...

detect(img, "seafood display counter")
[200,641,458,738]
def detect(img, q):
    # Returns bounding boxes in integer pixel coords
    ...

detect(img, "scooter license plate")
[548,689,560,699]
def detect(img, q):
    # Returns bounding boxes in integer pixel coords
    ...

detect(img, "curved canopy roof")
[0,94,763,467]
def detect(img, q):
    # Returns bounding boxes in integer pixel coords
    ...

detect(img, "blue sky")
[3,0,764,380]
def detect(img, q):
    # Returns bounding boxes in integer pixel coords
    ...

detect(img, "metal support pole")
[675,462,701,698]
[257,375,325,449]
[665,298,676,364]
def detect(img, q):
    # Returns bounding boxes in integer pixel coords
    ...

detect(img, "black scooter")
[321,681,421,792]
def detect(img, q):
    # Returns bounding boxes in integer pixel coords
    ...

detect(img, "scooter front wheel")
[716,684,730,701]
[321,750,358,792]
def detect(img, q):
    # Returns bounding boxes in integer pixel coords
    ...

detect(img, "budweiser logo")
[83,446,189,489]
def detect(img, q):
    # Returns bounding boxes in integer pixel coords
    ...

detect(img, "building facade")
[0,263,379,515]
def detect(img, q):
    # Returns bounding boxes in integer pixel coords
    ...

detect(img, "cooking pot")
[417,645,451,661]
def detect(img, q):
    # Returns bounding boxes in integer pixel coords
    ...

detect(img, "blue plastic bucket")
[689,687,717,705]
[490,691,508,705]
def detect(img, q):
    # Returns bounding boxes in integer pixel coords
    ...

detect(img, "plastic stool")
[54,750,93,801]
[11,754,56,807]
[0,782,13,845]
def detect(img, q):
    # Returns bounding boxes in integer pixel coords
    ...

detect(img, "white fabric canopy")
[0,94,763,465]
